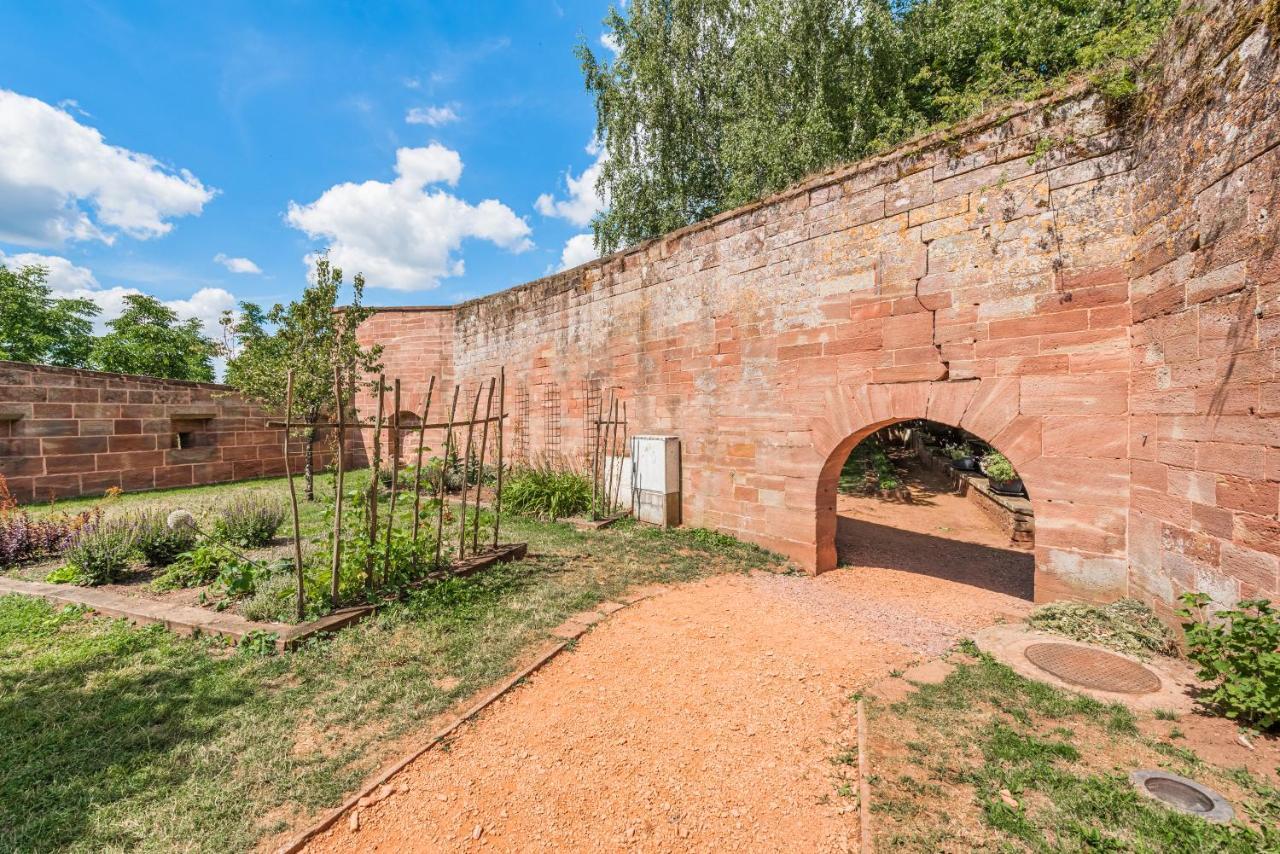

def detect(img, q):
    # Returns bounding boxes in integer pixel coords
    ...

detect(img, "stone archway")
[781,378,1125,606]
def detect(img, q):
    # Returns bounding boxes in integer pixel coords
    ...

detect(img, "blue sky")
[0,0,612,348]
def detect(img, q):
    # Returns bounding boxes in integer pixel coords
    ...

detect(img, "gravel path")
[304,471,1032,852]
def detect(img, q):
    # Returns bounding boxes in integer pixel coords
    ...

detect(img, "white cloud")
[0,90,214,248]
[0,251,235,340]
[558,233,600,271]
[535,140,607,227]
[164,287,238,336]
[213,253,262,274]
[405,104,460,127]
[285,143,532,291]
[600,33,621,55]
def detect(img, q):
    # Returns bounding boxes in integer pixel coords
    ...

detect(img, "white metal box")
[629,435,681,527]
[630,435,681,495]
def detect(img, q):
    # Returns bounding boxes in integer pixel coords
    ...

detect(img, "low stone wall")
[911,433,1036,548]
[0,361,329,503]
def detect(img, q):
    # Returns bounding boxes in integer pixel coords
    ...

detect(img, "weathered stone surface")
[0,362,331,502]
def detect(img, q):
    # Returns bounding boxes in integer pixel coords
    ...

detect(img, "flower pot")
[988,477,1025,497]
[950,456,979,472]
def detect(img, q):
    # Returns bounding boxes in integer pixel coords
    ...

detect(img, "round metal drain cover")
[1130,770,1234,823]
[1023,642,1161,694]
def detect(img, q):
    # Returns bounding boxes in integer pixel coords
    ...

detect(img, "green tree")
[0,264,98,367]
[224,257,382,500]
[579,0,1175,253]
[88,294,217,381]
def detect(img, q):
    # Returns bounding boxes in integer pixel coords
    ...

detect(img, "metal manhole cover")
[1023,642,1161,694]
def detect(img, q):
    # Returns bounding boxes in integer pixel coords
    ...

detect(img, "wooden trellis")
[274,366,524,619]
[589,388,628,521]
[541,381,561,463]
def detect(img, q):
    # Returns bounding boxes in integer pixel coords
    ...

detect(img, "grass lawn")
[866,646,1280,852]
[1,476,783,852]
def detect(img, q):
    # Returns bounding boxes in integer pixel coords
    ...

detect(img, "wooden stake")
[603,391,618,515]
[330,365,346,607]
[411,375,436,546]
[283,370,306,621]
[614,404,624,517]
[590,386,600,519]
[492,367,505,549]
[457,383,483,560]
[434,385,460,570]
[366,375,385,591]
[382,378,402,579]
[472,377,496,553]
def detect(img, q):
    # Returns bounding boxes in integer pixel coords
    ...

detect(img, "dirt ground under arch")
[303,474,1033,852]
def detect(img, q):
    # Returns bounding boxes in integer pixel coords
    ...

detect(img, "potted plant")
[947,443,979,472]
[981,451,1024,496]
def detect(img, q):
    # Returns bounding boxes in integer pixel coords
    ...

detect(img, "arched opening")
[390,410,421,464]
[827,418,1035,600]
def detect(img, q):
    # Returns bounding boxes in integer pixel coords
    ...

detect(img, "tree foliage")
[224,257,382,499]
[0,264,98,368]
[88,294,217,382]
[579,0,1177,252]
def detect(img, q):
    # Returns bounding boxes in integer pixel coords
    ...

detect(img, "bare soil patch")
[836,459,1034,600]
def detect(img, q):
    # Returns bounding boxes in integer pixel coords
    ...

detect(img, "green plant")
[151,543,230,591]
[214,494,285,548]
[58,518,137,586]
[1179,593,1280,730]
[839,435,901,493]
[981,451,1018,483]
[241,571,299,622]
[211,557,281,600]
[946,444,973,461]
[237,629,278,656]
[503,465,592,520]
[223,257,382,501]
[130,508,198,567]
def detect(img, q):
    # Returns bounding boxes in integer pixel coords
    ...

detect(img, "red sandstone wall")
[352,306,455,465]
[0,361,323,503]
[357,0,1277,610]
[1125,3,1280,619]
[372,85,1135,594]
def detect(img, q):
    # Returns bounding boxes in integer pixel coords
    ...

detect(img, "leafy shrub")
[1179,594,1280,730]
[503,466,592,519]
[241,570,298,622]
[130,509,197,567]
[211,557,274,599]
[946,444,974,461]
[150,543,227,591]
[0,476,101,566]
[981,451,1018,483]
[214,494,284,548]
[422,452,468,493]
[839,436,900,493]
[1028,598,1176,659]
[58,518,137,586]
[336,517,437,594]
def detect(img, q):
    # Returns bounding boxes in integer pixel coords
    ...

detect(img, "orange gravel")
[304,474,1033,853]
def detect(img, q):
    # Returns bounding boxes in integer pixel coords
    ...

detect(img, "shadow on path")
[836,515,1033,600]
